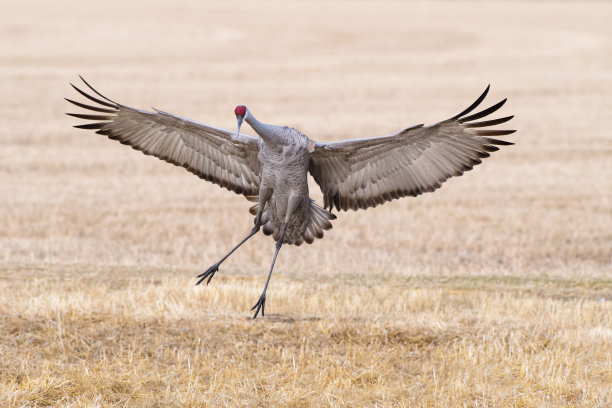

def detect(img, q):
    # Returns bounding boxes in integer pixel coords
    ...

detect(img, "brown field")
[1,1,611,406]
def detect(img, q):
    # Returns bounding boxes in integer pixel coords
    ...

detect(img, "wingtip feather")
[458,98,507,123]
[79,76,119,106]
[70,83,117,108]
[450,85,491,121]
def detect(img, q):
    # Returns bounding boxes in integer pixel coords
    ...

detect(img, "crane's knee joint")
[275,239,283,250]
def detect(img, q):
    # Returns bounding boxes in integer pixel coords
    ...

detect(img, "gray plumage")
[66,77,515,318]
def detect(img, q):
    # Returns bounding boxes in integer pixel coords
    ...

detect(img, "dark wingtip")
[66,112,114,121]
[484,137,515,146]
[73,122,107,130]
[64,97,117,113]
[79,75,119,106]
[473,129,516,137]
[463,115,514,128]
[450,85,490,121]
[459,98,507,124]
[70,82,117,108]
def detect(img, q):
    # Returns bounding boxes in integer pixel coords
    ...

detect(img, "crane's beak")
[236,115,244,137]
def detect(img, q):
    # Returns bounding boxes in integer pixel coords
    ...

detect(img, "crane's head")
[235,105,247,137]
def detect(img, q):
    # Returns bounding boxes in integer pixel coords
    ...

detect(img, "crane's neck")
[245,110,276,143]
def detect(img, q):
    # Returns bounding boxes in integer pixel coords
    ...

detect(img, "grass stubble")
[1,1,611,406]
[0,265,609,406]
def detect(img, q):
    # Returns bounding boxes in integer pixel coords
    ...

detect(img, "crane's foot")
[250,294,266,319]
[195,264,219,286]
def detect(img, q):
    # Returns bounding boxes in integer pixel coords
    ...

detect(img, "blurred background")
[1,0,609,279]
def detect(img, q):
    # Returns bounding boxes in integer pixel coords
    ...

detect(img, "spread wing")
[66,76,261,196]
[309,86,515,211]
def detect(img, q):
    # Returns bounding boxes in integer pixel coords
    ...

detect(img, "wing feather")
[309,86,515,211]
[66,78,261,196]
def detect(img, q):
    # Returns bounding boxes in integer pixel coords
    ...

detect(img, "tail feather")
[246,197,335,245]
[303,228,315,244]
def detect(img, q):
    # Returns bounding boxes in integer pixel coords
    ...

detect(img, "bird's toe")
[195,264,219,286]
[250,295,266,319]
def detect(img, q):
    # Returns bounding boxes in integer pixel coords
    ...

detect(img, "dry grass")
[1,0,611,406]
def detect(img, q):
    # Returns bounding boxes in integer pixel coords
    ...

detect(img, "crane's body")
[251,120,314,245]
[66,77,515,319]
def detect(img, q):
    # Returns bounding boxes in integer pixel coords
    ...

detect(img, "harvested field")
[1,1,610,406]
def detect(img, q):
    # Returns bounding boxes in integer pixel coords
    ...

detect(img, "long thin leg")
[196,188,273,286]
[251,194,301,319]
[195,225,260,286]
[250,223,286,319]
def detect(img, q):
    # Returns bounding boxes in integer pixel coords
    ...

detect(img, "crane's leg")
[251,195,300,319]
[250,224,286,319]
[195,188,273,286]
[195,226,259,286]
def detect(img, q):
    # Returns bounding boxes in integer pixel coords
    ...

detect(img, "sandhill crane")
[66,77,515,318]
